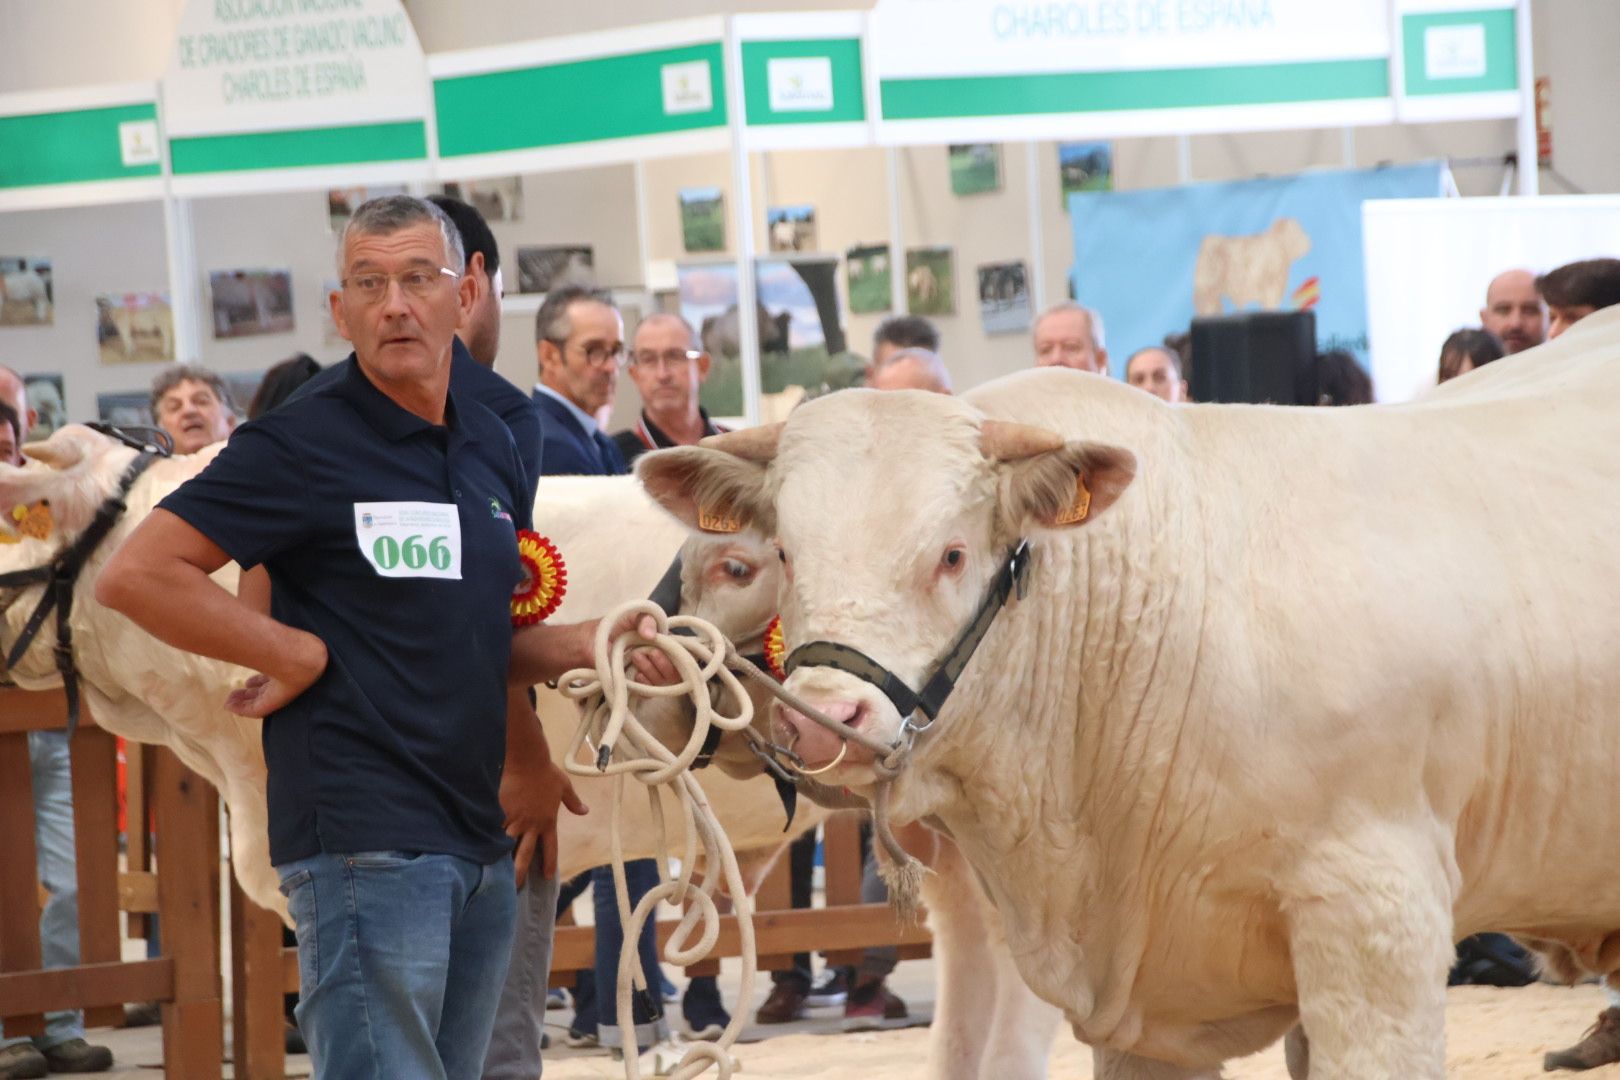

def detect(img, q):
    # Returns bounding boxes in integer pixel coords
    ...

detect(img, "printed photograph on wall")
[210,269,295,339]
[321,278,346,344]
[328,185,407,233]
[677,257,859,419]
[0,257,53,326]
[96,294,174,365]
[1059,141,1114,204]
[905,247,956,316]
[22,374,65,437]
[846,245,893,316]
[948,144,1001,196]
[766,204,817,253]
[679,187,725,253]
[222,371,265,418]
[441,176,523,222]
[515,246,595,295]
[96,391,152,427]
[977,260,1032,335]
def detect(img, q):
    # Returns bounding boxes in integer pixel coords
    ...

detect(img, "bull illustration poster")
[1068,162,1446,375]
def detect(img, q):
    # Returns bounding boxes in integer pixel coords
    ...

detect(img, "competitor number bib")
[353,501,462,580]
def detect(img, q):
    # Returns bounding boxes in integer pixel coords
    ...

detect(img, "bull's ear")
[636,445,775,537]
[21,424,99,470]
[997,440,1135,532]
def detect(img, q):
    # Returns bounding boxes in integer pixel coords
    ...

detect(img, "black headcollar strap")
[783,539,1032,730]
[0,448,165,734]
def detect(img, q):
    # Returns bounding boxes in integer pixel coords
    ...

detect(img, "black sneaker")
[682,975,731,1039]
[0,1045,46,1080]
[806,968,851,1008]
[41,1038,113,1074]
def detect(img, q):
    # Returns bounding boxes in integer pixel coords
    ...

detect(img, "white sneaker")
[635,1036,738,1076]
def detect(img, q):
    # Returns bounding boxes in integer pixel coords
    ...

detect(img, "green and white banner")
[429,18,730,180]
[735,12,870,151]
[162,0,431,194]
[0,83,164,210]
[869,0,1520,142]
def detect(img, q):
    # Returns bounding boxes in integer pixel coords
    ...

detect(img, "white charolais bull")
[637,306,1620,1079]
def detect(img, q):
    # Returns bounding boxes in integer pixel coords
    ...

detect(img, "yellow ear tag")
[1051,478,1091,526]
[8,500,52,540]
[698,505,742,534]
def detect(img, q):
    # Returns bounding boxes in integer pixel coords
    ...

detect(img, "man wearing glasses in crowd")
[612,313,726,466]
[532,285,630,477]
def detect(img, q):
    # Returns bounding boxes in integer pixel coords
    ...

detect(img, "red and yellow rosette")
[512,531,567,626]
[763,614,786,681]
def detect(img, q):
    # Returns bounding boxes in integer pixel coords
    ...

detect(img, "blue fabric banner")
[1068,162,1446,373]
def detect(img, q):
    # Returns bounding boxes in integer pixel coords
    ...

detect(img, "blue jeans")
[1,731,85,1051]
[583,859,668,1048]
[277,850,515,1080]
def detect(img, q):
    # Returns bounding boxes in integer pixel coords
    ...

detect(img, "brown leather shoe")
[0,1044,47,1080]
[1546,1007,1620,1071]
[754,980,808,1024]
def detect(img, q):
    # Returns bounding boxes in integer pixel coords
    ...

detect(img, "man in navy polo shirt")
[97,196,668,1080]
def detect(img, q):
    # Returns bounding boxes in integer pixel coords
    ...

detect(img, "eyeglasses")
[341,267,459,305]
[552,340,628,369]
[629,348,702,372]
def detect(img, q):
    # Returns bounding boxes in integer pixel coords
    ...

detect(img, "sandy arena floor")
[86,959,1620,1078]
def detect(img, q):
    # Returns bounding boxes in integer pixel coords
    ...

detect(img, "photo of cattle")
[948,143,1001,196]
[677,256,858,418]
[95,293,173,365]
[209,269,295,339]
[22,374,65,437]
[320,278,345,344]
[846,244,892,315]
[1059,140,1114,205]
[977,260,1031,335]
[327,185,406,233]
[905,247,955,316]
[515,245,595,295]
[679,186,725,253]
[222,370,264,418]
[0,257,53,326]
[95,391,152,427]
[766,204,817,253]
[440,176,523,222]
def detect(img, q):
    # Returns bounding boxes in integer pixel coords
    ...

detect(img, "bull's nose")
[773,699,865,770]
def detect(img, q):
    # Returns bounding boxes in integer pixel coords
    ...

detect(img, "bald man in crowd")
[1479,269,1548,354]
[1033,302,1108,373]
[1124,345,1188,403]
[867,347,952,394]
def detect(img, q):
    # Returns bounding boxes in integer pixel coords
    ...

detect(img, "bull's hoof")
[1544,1007,1620,1070]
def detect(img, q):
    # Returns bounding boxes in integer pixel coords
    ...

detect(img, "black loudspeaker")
[1189,310,1318,405]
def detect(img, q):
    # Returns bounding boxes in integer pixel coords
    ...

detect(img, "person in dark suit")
[531,285,628,478]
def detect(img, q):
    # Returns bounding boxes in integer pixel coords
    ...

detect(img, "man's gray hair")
[634,311,700,351]
[535,283,615,346]
[1035,301,1106,348]
[1127,344,1182,380]
[151,363,234,416]
[336,195,465,277]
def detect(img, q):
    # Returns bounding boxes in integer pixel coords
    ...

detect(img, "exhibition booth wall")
[2,0,1612,428]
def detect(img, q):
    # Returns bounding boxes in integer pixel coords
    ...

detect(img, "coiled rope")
[555,600,929,1078]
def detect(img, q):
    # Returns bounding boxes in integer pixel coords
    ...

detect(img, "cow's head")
[639,389,1135,786]
[632,527,785,779]
[1,425,216,682]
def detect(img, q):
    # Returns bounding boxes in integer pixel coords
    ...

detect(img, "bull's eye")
[941,546,965,571]
[775,546,786,563]
[722,558,754,582]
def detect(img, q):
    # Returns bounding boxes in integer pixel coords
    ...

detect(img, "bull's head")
[638,389,1135,788]
[633,528,785,779]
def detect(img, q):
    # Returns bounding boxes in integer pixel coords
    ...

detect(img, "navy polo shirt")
[160,356,530,866]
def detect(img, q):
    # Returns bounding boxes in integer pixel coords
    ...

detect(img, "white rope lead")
[555,600,761,1080]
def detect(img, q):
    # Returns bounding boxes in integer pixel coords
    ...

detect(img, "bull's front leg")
[1285,829,1453,1079]
[1092,1047,1223,1079]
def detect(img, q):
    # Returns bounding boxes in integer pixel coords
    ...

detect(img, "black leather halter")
[782,539,1031,736]
[0,427,170,733]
